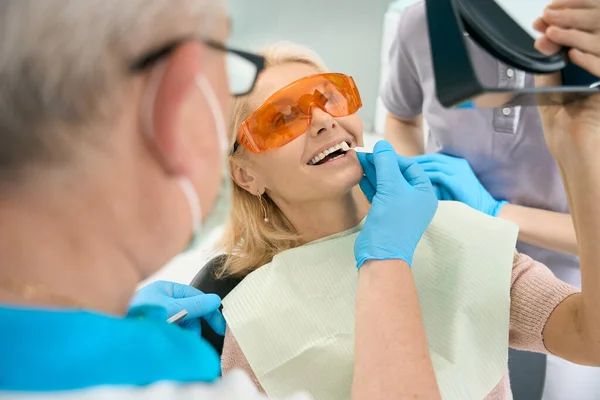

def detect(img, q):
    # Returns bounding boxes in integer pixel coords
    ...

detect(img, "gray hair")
[0,0,222,181]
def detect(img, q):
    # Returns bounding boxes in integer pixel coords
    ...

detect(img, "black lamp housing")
[425,0,600,108]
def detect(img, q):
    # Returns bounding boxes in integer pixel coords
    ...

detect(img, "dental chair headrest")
[190,255,242,356]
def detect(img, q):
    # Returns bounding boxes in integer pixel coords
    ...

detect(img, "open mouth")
[307,141,351,166]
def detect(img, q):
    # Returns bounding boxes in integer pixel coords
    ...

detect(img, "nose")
[307,106,336,137]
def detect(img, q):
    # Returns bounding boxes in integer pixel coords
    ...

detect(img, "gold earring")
[257,192,269,224]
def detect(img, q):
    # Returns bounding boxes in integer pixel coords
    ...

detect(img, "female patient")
[219,43,599,398]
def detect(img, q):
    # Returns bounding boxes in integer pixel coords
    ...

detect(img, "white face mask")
[179,74,232,251]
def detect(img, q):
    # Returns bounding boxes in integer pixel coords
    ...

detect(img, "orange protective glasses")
[236,73,362,154]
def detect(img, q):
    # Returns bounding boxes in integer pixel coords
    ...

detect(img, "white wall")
[495,0,550,38]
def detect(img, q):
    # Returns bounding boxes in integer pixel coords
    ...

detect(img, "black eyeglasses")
[131,39,265,97]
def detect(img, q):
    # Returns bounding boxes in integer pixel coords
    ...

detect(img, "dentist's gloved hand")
[432,183,442,200]
[413,153,508,217]
[129,280,226,336]
[355,141,438,268]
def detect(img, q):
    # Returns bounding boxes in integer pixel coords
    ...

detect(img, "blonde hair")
[220,42,328,278]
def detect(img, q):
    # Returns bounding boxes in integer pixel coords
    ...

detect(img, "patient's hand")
[533,0,600,155]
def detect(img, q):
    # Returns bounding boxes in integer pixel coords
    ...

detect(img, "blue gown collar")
[0,305,221,392]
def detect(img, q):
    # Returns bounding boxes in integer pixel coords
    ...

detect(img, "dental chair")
[190,255,242,356]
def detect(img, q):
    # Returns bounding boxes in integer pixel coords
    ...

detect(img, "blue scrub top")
[0,305,221,392]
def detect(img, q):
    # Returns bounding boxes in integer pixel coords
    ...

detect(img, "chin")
[323,162,364,196]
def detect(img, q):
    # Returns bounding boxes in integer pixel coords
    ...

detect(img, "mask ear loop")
[140,63,202,241]
[178,177,201,234]
[141,62,166,141]
[196,74,228,154]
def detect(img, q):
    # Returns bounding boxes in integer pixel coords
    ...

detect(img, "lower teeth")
[325,154,344,163]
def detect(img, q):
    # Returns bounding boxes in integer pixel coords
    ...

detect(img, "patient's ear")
[230,158,265,195]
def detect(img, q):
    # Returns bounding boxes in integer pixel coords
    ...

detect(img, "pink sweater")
[221,252,579,399]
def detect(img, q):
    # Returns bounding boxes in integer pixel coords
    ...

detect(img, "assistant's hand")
[532,0,600,155]
[130,280,226,336]
[412,153,508,217]
[355,141,438,268]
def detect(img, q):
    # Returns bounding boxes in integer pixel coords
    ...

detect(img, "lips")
[307,141,351,166]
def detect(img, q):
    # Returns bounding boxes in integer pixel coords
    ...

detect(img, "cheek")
[338,115,364,146]
[257,154,298,188]
[251,140,305,193]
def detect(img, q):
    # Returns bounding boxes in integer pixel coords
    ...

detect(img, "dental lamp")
[425,0,600,108]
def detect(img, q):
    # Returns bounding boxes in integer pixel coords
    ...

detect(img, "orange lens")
[238,73,362,153]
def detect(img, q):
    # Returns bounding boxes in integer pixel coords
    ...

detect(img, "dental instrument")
[167,309,188,324]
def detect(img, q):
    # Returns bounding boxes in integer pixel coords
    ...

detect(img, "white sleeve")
[1,371,313,400]
[190,370,313,400]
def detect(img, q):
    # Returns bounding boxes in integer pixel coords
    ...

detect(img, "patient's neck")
[277,186,370,243]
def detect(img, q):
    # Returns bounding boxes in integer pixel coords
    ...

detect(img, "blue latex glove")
[412,153,508,217]
[129,280,226,336]
[355,141,438,268]
[432,183,442,200]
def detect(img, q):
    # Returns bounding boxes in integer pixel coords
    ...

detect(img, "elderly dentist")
[0,1,442,399]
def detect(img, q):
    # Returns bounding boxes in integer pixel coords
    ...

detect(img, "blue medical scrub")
[0,305,220,392]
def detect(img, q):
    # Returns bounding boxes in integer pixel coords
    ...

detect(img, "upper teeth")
[309,142,350,165]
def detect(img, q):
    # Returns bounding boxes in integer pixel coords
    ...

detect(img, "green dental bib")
[223,201,519,400]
